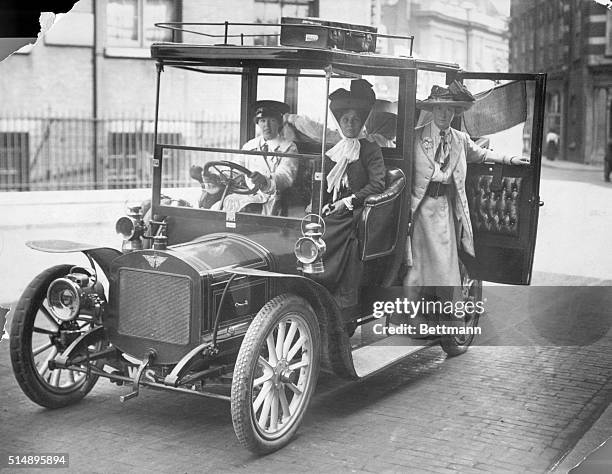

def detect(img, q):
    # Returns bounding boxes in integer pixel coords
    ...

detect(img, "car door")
[454,72,546,285]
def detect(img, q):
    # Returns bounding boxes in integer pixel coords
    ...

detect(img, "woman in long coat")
[405,82,530,293]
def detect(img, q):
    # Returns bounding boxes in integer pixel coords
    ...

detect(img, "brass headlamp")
[295,217,326,274]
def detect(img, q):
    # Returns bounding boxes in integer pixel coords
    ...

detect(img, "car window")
[157,66,242,150]
[462,79,533,158]
[159,146,315,219]
[292,73,399,149]
[156,69,401,220]
[256,68,286,103]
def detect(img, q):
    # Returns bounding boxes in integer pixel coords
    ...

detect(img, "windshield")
[155,65,403,221]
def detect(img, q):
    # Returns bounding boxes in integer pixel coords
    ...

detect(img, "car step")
[351,334,437,378]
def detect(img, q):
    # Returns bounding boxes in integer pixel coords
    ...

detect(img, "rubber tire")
[10,265,100,408]
[231,294,321,454]
[440,279,483,357]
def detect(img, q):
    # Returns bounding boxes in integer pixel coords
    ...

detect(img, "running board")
[351,335,438,378]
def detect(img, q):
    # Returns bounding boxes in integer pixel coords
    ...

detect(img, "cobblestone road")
[1,278,611,473]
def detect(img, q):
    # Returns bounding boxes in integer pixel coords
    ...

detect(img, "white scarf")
[326,129,361,202]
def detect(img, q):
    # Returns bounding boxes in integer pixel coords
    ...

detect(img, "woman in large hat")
[405,81,529,292]
[284,98,398,148]
[313,79,386,309]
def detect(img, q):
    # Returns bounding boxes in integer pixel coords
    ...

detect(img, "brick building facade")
[510,0,612,164]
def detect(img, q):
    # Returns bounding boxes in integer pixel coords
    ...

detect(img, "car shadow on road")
[308,346,448,419]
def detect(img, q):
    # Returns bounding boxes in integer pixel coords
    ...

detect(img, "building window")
[107,0,176,48]
[547,91,561,131]
[253,0,319,46]
[107,132,180,188]
[537,3,545,26]
[255,0,318,19]
[606,10,612,56]
[547,1,553,22]
[572,0,582,61]
[0,132,29,191]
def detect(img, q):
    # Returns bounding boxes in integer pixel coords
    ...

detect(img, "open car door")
[456,72,546,285]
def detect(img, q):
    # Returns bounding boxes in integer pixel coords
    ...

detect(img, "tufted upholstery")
[466,174,522,236]
[364,168,405,205]
[358,168,406,260]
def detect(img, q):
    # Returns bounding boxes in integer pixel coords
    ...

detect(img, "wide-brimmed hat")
[253,100,290,124]
[417,81,475,112]
[329,79,376,125]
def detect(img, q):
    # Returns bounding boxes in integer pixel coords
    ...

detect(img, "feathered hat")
[417,80,476,113]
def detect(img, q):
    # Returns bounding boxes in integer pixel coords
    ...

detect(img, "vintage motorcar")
[9,20,546,454]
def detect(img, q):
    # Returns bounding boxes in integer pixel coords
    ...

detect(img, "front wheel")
[10,265,101,408]
[231,294,321,454]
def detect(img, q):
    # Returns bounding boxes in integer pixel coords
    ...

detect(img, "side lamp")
[295,216,326,274]
[115,205,145,252]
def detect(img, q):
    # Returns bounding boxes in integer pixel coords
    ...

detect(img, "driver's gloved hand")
[249,171,270,191]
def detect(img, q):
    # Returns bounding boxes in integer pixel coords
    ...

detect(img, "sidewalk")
[0,188,152,228]
[541,156,603,172]
[553,403,612,472]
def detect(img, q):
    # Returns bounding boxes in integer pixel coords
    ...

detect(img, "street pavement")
[1,286,610,473]
[0,163,611,473]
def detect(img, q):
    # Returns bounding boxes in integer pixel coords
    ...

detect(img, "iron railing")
[0,113,239,191]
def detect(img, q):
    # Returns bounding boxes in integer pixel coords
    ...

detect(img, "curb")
[552,402,612,472]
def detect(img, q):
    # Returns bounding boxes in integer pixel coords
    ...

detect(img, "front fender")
[228,267,358,379]
[26,240,121,277]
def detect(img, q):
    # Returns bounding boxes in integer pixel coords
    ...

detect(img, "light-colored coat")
[411,123,498,258]
[238,135,298,215]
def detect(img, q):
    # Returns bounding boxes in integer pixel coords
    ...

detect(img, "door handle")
[235,299,249,308]
[529,197,544,207]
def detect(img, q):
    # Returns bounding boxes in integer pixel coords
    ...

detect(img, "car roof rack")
[154,19,414,57]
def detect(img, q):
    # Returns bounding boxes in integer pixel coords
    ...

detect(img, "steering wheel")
[202,160,258,195]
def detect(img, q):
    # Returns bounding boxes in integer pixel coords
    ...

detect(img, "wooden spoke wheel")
[231,294,320,454]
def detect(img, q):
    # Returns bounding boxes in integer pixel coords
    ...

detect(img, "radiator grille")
[118,269,191,345]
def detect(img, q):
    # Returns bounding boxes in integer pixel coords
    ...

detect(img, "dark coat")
[312,139,385,306]
[322,139,386,207]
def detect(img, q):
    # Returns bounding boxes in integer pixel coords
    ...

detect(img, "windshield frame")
[150,54,424,229]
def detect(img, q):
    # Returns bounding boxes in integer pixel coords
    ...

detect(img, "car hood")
[168,233,273,274]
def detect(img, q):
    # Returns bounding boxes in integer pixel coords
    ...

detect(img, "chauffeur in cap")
[405,81,529,291]
[224,100,298,215]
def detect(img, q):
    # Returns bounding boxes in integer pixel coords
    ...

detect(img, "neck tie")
[435,129,450,171]
[261,142,275,173]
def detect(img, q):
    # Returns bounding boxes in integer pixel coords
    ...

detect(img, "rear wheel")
[440,262,483,357]
[10,265,101,408]
[231,294,321,454]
